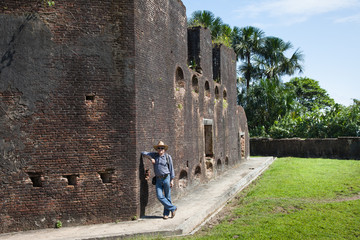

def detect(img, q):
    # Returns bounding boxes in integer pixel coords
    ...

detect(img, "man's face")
[157,147,165,155]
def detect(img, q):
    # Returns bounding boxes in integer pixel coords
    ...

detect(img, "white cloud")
[335,14,360,23]
[236,0,360,19]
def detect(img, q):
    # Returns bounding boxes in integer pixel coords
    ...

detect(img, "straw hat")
[153,140,168,151]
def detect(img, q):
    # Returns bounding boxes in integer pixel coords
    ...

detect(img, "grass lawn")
[183,157,360,240]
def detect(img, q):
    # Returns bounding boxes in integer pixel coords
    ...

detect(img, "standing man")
[142,141,177,219]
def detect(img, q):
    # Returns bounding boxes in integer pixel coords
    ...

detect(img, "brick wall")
[0,0,137,233]
[135,20,250,214]
[0,0,250,233]
[133,0,188,215]
[250,137,360,160]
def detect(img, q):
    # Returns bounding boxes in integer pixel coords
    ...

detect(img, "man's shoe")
[163,215,169,220]
[171,208,177,218]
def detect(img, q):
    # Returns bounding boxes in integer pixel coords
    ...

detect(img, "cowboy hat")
[153,141,168,151]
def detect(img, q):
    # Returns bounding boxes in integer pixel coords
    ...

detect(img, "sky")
[181,0,360,106]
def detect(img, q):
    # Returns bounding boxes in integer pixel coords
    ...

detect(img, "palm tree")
[232,26,265,90]
[188,10,216,28]
[255,37,304,80]
[188,10,233,47]
[213,24,233,46]
[188,14,304,90]
[188,10,223,37]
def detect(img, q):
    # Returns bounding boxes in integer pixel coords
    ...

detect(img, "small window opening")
[206,161,213,170]
[186,161,189,168]
[64,175,78,186]
[175,67,185,88]
[86,94,95,101]
[100,172,111,183]
[225,157,229,166]
[204,124,214,157]
[215,86,219,99]
[192,75,199,93]
[217,159,222,170]
[179,170,188,179]
[27,172,43,187]
[179,170,188,189]
[223,89,227,100]
[194,165,201,177]
[99,169,114,183]
[204,81,210,98]
[205,160,213,178]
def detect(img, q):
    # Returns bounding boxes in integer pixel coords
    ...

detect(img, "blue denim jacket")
[141,151,175,180]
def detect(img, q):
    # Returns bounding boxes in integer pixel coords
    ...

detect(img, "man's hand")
[170,179,174,188]
[142,154,155,164]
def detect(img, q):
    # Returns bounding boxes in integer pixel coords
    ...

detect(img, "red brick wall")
[135,12,250,214]
[0,0,137,233]
[0,0,250,233]
[133,0,188,214]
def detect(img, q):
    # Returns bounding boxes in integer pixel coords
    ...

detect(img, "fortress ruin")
[0,0,249,233]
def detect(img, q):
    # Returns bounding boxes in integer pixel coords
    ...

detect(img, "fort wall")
[250,137,360,160]
[0,0,249,233]
[0,0,138,232]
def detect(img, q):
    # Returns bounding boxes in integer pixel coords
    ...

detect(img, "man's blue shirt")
[141,151,175,180]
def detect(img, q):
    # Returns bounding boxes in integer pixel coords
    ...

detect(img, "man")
[142,141,177,219]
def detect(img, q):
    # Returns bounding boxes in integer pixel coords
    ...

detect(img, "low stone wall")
[250,137,360,160]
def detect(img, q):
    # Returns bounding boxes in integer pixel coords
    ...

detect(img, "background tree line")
[188,10,359,138]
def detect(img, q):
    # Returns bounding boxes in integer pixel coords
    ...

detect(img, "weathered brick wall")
[237,106,250,158]
[250,137,360,160]
[133,0,188,215]
[188,26,213,79]
[0,0,250,233]
[0,0,137,233]
[135,20,250,214]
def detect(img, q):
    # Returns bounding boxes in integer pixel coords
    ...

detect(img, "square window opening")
[99,169,114,184]
[27,172,43,187]
[64,175,78,186]
[86,95,95,101]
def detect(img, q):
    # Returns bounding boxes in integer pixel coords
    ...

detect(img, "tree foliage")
[269,101,360,138]
[232,26,265,89]
[43,0,55,6]
[254,37,304,81]
[188,11,304,87]
[285,77,335,111]
[232,29,304,90]
[239,76,359,138]
[187,10,235,47]
[238,78,295,137]
[187,10,357,139]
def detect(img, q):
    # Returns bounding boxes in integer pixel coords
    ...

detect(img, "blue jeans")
[155,175,177,216]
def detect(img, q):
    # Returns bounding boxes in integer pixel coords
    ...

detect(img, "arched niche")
[175,67,185,88]
[204,81,210,98]
[192,75,199,94]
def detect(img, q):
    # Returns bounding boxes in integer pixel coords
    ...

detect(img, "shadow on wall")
[139,156,149,216]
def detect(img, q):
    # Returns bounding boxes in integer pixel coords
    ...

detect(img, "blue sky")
[182,0,360,106]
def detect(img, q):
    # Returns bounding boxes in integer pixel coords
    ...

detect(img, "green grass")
[183,158,360,240]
